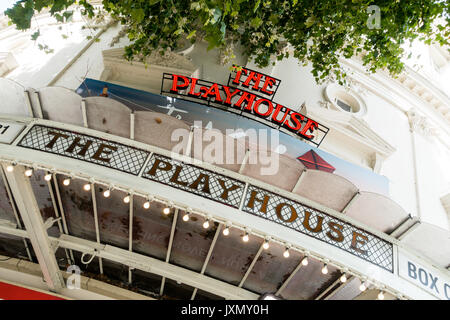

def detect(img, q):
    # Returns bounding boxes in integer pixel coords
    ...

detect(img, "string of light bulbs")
[0,158,404,300]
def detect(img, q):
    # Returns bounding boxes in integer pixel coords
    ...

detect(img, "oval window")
[324,84,366,116]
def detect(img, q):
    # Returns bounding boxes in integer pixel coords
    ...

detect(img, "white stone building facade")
[0,5,449,300]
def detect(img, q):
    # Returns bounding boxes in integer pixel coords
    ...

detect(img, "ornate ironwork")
[16,124,393,272]
[242,184,394,272]
[142,154,245,208]
[18,125,148,175]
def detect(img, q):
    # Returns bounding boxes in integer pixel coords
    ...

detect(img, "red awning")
[0,281,65,300]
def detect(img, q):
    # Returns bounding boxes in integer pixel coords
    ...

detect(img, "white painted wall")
[268,57,324,111]
[414,133,450,229]
[363,92,418,217]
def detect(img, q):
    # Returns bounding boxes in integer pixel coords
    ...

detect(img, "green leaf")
[131,9,145,24]
[54,13,64,22]
[50,0,72,15]
[269,14,279,24]
[186,30,197,39]
[5,1,34,30]
[174,28,184,36]
[254,0,261,12]
[31,30,40,41]
[305,16,315,28]
[250,17,263,28]
[63,10,73,21]
[220,22,226,40]
[205,34,220,51]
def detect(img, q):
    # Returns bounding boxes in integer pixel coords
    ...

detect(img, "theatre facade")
[0,7,449,300]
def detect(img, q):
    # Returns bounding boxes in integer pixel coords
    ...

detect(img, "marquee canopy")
[0,77,446,300]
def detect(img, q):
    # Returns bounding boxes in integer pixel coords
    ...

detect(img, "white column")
[2,164,65,292]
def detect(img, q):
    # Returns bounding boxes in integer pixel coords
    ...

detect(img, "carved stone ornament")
[317,100,332,109]
[406,110,437,137]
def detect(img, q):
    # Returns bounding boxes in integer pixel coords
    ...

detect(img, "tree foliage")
[5,0,450,83]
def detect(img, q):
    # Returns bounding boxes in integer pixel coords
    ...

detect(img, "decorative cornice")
[396,67,450,124]
[341,58,450,126]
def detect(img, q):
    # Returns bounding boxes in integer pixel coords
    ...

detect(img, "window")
[336,99,353,112]
[324,84,367,117]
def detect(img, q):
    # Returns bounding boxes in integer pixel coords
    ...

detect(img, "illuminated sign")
[161,66,329,147]
[227,65,282,98]
[17,124,392,271]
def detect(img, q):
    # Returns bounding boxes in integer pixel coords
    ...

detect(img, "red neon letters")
[169,71,320,141]
[232,68,277,95]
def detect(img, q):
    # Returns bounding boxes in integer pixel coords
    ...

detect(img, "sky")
[0,0,17,15]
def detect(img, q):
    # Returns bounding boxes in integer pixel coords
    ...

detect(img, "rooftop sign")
[161,66,329,147]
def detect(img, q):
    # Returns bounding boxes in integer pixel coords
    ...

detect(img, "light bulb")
[44,173,52,181]
[359,282,367,291]
[263,241,269,250]
[6,165,14,172]
[242,234,249,242]
[63,178,71,186]
[163,207,170,215]
[377,291,385,300]
[283,248,290,258]
[321,264,328,275]
[340,274,347,283]
[143,201,150,209]
[183,213,190,221]
[83,183,91,191]
[223,227,230,236]
[103,189,110,198]
[203,220,210,229]
[301,257,309,266]
[123,195,130,203]
[24,168,33,177]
